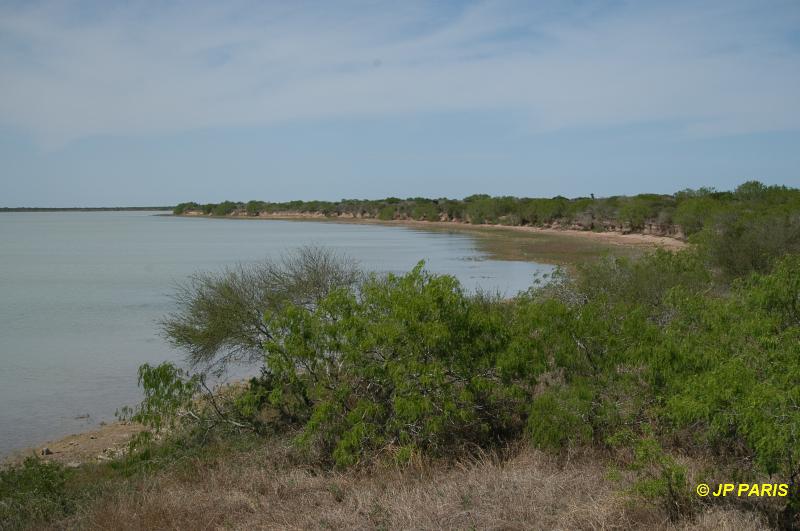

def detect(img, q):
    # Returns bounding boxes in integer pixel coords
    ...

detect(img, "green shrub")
[145,232,800,521]
[410,203,439,221]
[465,197,498,224]
[162,247,362,370]
[698,210,800,278]
[245,200,265,216]
[663,255,800,486]
[673,195,719,235]
[0,458,74,527]
[630,437,693,521]
[618,198,651,230]
[122,362,200,433]
[527,386,593,450]
[377,205,396,220]
[262,263,516,466]
[173,201,199,215]
[569,249,710,318]
[211,201,238,216]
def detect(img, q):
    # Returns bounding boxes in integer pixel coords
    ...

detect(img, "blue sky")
[1,0,799,207]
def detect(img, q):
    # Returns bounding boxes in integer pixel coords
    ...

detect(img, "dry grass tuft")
[54,439,767,530]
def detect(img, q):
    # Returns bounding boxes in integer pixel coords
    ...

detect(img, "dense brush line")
[174,180,800,239]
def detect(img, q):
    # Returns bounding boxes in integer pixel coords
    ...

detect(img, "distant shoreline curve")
[175,212,688,251]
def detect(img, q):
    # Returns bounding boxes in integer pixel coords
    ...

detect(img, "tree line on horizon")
[173,180,800,238]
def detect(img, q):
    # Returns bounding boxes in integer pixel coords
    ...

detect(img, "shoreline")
[178,213,687,253]
[3,421,143,468]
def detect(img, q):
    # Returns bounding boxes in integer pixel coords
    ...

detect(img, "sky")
[1,0,799,207]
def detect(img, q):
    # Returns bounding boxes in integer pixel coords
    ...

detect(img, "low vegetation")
[3,182,799,529]
[174,181,800,241]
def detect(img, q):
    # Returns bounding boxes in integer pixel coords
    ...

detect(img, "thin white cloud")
[0,0,798,146]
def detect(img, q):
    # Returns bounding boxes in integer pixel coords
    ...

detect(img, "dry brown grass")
[50,437,769,531]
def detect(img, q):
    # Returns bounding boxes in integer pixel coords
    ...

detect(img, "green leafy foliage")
[211,201,237,216]
[0,458,73,528]
[410,202,439,221]
[698,209,800,278]
[527,386,593,450]
[663,256,800,482]
[377,205,396,220]
[673,192,721,236]
[261,263,515,466]
[151,204,800,522]
[159,236,800,482]
[629,437,693,521]
[618,198,651,230]
[122,362,200,433]
[161,246,361,371]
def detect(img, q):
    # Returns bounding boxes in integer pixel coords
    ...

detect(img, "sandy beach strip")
[183,213,688,251]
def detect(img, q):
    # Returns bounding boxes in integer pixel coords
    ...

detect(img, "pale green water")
[0,212,552,456]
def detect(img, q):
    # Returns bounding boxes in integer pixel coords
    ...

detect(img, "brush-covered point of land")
[173,180,800,242]
[3,182,799,530]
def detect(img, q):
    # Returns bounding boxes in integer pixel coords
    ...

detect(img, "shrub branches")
[161,246,361,372]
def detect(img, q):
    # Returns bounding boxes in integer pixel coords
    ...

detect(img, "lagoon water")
[0,212,552,456]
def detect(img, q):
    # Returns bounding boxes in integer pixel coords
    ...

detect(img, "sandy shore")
[188,213,687,251]
[363,218,687,250]
[3,422,143,468]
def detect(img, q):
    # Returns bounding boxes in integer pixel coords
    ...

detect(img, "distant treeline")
[1,207,173,212]
[174,180,800,239]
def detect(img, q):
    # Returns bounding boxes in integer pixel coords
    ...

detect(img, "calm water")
[0,212,552,456]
